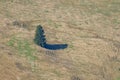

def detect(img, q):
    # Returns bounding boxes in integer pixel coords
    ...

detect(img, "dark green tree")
[34,25,46,47]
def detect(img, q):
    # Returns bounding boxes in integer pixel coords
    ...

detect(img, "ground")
[0,0,120,80]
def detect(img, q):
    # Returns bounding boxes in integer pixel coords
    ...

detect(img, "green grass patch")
[7,37,37,61]
[69,44,74,49]
[116,77,120,80]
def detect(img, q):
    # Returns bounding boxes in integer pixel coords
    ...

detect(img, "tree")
[34,25,68,50]
[34,25,46,47]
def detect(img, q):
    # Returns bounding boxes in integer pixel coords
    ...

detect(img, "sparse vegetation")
[0,0,120,80]
[52,69,63,77]
[116,77,120,80]
[71,76,81,80]
[7,36,37,61]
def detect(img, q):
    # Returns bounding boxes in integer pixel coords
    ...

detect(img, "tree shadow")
[44,43,68,50]
[34,25,68,50]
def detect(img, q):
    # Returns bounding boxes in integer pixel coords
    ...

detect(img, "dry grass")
[0,0,120,80]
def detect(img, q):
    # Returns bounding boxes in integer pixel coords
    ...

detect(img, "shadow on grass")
[44,43,68,50]
[34,25,68,50]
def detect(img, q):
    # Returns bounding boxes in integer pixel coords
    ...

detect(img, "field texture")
[0,0,120,80]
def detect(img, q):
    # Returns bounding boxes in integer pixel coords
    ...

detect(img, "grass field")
[0,0,120,80]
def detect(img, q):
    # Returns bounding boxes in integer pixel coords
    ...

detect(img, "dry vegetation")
[0,0,120,80]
